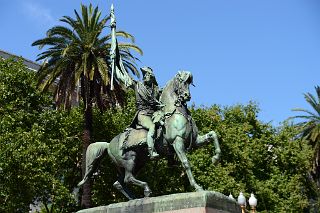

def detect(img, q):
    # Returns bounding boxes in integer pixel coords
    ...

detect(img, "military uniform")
[132,67,161,158]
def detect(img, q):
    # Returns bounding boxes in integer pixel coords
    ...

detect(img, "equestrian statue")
[77,5,221,199]
[77,69,221,199]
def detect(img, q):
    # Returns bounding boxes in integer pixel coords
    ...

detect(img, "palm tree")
[291,86,320,187]
[32,4,142,208]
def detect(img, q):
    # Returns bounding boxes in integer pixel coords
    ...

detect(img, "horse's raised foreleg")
[196,131,221,164]
[173,136,203,191]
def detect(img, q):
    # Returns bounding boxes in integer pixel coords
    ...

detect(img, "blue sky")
[1,0,320,126]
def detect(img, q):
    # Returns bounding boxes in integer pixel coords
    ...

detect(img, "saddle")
[120,126,164,151]
[120,109,197,152]
[121,108,165,150]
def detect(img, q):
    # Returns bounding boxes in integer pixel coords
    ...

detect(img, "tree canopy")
[0,59,318,212]
[0,59,82,212]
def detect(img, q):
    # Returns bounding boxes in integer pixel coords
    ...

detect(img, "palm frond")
[117,43,143,55]
[115,31,135,42]
[32,3,142,110]
[79,4,88,30]
[124,62,140,78]
[96,57,109,85]
[60,16,84,37]
[304,92,320,115]
[292,86,320,146]
[292,108,320,119]
[46,26,78,42]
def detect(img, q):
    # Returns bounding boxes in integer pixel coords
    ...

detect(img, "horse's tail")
[77,142,109,187]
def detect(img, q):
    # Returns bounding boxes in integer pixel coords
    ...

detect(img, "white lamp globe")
[237,192,246,206]
[248,193,257,207]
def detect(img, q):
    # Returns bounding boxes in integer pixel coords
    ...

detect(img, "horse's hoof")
[77,179,85,187]
[195,185,204,192]
[144,189,152,197]
[212,156,219,164]
[149,152,160,160]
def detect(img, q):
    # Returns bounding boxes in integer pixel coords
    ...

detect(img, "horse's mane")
[160,77,177,102]
[159,71,193,112]
[160,71,193,98]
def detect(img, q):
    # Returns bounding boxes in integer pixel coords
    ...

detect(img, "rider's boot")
[146,125,159,159]
[147,134,159,159]
[148,147,159,159]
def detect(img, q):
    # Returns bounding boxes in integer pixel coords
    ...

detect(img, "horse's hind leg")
[124,171,152,197]
[113,169,135,200]
[123,151,152,197]
[173,136,203,191]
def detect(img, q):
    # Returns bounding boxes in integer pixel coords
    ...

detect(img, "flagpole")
[109,4,133,90]
[110,4,116,90]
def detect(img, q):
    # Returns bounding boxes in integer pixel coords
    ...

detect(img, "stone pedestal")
[77,191,241,213]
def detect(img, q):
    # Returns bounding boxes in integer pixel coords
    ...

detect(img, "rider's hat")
[140,66,154,76]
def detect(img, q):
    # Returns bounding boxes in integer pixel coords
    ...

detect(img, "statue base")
[77,191,241,213]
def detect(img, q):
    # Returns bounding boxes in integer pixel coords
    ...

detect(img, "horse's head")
[174,71,194,104]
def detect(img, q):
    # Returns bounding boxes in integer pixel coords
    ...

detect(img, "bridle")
[173,71,192,107]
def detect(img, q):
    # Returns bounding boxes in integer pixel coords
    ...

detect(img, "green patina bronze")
[77,70,221,199]
[130,66,163,158]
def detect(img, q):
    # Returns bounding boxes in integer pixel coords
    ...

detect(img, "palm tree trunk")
[81,102,93,208]
[81,78,93,208]
[315,148,320,188]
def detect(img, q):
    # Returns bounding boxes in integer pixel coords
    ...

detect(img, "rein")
[172,77,185,107]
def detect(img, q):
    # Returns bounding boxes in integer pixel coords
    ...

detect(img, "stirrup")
[148,149,159,159]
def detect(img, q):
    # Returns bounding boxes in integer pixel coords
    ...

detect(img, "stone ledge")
[77,191,241,213]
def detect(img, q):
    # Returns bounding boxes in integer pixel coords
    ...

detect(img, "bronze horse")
[78,71,221,199]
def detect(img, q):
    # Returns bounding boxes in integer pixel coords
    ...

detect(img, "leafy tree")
[291,86,320,188]
[0,59,82,212]
[0,59,315,212]
[190,104,313,212]
[31,4,142,207]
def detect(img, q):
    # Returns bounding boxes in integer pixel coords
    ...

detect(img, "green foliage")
[0,59,51,115]
[0,59,82,212]
[188,104,313,212]
[291,86,320,189]
[92,103,311,212]
[0,59,316,212]
[88,100,314,212]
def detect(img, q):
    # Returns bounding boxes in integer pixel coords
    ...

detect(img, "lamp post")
[249,193,257,213]
[237,192,246,213]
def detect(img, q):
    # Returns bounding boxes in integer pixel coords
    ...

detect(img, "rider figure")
[134,67,162,159]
